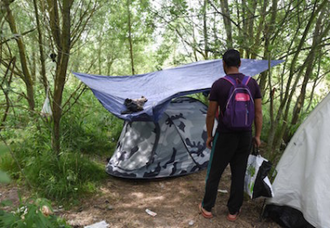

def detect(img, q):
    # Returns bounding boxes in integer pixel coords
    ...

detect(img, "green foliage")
[0,122,108,201]
[26,151,107,201]
[0,102,120,200]
[0,170,10,183]
[0,87,123,202]
[0,144,11,183]
[0,198,70,228]
[61,90,123,156]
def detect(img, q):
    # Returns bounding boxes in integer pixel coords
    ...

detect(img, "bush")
[0,119,109,201]
[0,89,124,201]
[60,90,123,156]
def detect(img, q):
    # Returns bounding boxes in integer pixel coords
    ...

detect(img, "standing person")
[199,49,263,221]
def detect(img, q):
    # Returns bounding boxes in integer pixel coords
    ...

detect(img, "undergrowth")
[0,198,70,228]
[0,90,123,202]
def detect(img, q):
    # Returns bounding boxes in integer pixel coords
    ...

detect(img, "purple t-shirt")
[209,73,262,133]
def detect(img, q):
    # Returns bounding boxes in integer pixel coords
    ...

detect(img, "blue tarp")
[73,59,283,122]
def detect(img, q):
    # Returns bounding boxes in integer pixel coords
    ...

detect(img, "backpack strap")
[242,76,251,85]
[222,76,236,86]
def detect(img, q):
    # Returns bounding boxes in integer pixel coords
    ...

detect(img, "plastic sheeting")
[265,92,330,228]
[73,59,283,122]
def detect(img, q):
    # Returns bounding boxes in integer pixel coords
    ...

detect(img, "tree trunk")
[98,39,102,75]
[203,0,208,59]
[251,0,268,59]
[220,0,233,49]
[33,0,48,94]
[258,0,277,96]
[47,0,73,155]
[272,0,329,151]
[289,11,324,128]
[127,0,135,75]
[246,0,257,58]
[3,0,35,111]
[234,0,243,55]
[0,58,15,130]
[265,0,328,157]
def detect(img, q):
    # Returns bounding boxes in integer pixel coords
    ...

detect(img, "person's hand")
[206,136,213,149]
[253,136,261,148]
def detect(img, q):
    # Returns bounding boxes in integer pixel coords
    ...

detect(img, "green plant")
[0,198,70,228]
[0,121,108,201]
[60,90,123,156]
[0,144,11,183]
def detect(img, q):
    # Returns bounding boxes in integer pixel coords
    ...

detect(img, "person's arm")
[254,98,262,147]
[206,101,218,149]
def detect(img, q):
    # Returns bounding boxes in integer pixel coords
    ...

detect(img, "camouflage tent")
[106,97,211,179]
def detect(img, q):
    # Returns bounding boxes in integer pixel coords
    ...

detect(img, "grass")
[0,90,123,202]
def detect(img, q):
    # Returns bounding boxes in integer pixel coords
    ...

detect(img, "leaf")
[0,210,20,227]
[0,170,11,183]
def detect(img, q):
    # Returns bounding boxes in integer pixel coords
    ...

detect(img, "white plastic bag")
[41,96,52,117]
[244,153,274,199]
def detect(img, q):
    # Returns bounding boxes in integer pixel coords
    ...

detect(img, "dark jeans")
[202,131,252,214]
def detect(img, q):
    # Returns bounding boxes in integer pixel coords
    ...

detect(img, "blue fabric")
[73,59,283,122]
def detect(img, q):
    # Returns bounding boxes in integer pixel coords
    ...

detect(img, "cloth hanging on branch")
[41,89,52,117]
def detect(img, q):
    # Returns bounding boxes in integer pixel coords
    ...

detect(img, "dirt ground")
[0,166,280,228]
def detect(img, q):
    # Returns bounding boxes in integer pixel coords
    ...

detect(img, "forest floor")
[1,166,280,228]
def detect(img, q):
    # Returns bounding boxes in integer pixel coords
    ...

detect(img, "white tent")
[264,92,330,228]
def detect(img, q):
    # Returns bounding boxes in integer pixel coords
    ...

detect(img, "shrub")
[0,121,108,201]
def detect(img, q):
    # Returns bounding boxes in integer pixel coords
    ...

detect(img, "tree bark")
[246,0,257,58]
[3,0,35,111]
[271,0,329,151]
[258,0,277,96]
[203,0,209,59]
[127,0,135,75]
[289,8,325,128]
[0,58,15,130]
[33,0,48,94]
[251,0,268,59]
[47,0,73,155]
[220,0,233,49]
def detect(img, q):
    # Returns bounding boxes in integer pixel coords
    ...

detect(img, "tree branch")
[0,28,36,45]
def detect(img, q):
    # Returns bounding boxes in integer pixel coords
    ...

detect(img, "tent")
[263,92,330,227]
[106,97,210,178]
[73,59,283,179]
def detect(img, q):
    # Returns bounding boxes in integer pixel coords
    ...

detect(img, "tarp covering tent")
[73,59,283,179]
[73,59,283,122]
[263,92,330,228]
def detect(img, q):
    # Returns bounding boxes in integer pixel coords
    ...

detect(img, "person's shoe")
[226,209,241,221]
[198,203,213,219]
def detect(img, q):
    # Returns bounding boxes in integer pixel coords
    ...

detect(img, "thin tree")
[127,0,135,75]
[2,0,35,111]
[45,0,97,154]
